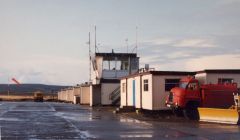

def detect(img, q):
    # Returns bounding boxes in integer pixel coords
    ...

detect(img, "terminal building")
[90,52,139,106]
[57,51,139,106]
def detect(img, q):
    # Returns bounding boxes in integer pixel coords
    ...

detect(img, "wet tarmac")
[0,102,239,140]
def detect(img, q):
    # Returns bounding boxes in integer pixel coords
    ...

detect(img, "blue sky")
[0,0,240,85]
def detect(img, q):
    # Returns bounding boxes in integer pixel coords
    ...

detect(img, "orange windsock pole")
[11,78,20,85]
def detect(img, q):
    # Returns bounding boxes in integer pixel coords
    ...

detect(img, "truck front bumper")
[166,102,179,108]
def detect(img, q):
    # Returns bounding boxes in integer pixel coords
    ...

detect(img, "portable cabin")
[73,86,81,104]
[80,84,90,105]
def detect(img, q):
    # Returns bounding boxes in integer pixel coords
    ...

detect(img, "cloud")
[219,0,240,5]
[166,52,191,59]
[173,38,216,48]
[138,35,240,71]
[144,38,174,45]
[141,37,217,49]
[185,54,240,71]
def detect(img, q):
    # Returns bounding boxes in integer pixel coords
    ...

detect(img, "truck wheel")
[183,103,199,120]
[172,108,183,117]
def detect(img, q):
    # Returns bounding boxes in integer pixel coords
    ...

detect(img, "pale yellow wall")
[60,91,64,101]
[65,89,74,102]
[120,79,127,108]
[73,87,81,96]
[63,90,67,101]
[152,75,188,110]
[101,83,119,105]
[81,86,90,104]
[141,74,153,110]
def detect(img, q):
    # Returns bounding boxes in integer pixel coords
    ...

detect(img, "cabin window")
[187,82,198,90]
[122,83,126,93]
[165,79,180,91]
[144,79,149,91]
[218,78,234,84]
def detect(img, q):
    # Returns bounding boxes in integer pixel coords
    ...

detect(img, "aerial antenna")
[88,32,91,82]
[136,26,138,54]
[94,25,97,53]
[131,26,139,53]
[125,38,128,53]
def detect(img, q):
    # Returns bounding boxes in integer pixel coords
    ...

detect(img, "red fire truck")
[166,76,238,119]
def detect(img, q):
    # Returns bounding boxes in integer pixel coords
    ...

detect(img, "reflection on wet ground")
[0,102,239,139]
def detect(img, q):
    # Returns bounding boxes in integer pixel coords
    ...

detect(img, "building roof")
[120,70,196,79]
[95,52,137,58]
[197,69,240,74]
[120,69,240,79]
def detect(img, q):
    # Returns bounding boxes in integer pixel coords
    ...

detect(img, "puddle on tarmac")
[0,117,27,121]
[54,112,102,122]
[120,131,153,138]
[119,116,153,127]
[90,115,101,120]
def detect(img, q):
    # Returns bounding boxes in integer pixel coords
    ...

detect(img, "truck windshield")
[179,82,188,89]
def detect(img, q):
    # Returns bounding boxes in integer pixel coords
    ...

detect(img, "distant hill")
[0,84,69,95]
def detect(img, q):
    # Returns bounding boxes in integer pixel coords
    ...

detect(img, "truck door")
[185,82,200,101]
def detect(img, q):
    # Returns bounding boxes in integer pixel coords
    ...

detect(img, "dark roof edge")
[197,69,240,74]
[100,79,120,83]
[95,52,137,57]
[120,71,195,80]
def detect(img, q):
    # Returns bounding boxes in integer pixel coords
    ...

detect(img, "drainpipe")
[140,75,142,109]
[126,78,128,106]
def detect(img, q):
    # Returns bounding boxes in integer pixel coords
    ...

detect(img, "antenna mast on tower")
[135,26,138,54]
[88,32,91,82]
[126,38,128,53]
[95,25,97,53]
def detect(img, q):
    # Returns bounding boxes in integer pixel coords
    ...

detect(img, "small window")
[122,83,126,93]
[218,78,234,84]
[144,79,149,91]
[165,79,180,91]
[121,61,128,70]
[116,61,121,70]
[103,60,109,70]
[110,61,116,70]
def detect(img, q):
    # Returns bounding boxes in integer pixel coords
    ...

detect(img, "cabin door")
[132,80,136,106]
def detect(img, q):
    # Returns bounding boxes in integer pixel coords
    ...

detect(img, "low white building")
[195,69,240,88]
[57,85,82,104]
[120,71,195,110]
